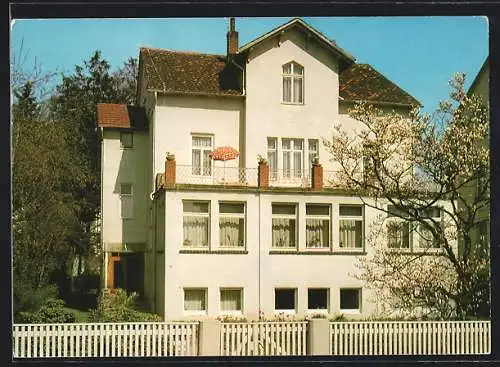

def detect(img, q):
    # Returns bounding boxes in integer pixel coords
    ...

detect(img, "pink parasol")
[209,146,240,161]
[209,146,240,181]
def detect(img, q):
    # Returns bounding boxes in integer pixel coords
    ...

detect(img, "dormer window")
[282,62,304,104]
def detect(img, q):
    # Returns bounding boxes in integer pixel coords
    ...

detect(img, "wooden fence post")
[198,320,221,356]
[307,319,330,355]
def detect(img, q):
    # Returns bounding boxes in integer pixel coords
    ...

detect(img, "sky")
[10,16,488,114]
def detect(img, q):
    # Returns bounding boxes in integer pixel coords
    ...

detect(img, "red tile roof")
[97,103,148,130]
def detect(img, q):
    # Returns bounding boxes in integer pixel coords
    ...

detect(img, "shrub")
[13,281,59,322]
[88,288,162,322]
[19,298,76,323]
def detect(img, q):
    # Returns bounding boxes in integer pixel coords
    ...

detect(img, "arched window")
[282,62,304,104]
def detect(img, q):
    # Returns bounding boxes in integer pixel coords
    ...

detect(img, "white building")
[97,18,449,320]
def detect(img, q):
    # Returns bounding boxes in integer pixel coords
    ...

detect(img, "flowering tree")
[324,74,489,320]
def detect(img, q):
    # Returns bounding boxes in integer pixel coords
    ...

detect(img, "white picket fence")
[330,321,491,355]
[220,321,307,356]
[12,322,198,358]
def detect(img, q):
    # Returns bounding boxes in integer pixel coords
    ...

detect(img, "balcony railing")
[176,165,259,186]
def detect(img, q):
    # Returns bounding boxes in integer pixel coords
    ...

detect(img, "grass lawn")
[63,306,91,323]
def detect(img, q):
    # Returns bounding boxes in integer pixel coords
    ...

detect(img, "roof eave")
[340,99,421,108]
[149,89,245,98]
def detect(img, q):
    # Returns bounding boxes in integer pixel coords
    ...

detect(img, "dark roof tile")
[339,64,421,106]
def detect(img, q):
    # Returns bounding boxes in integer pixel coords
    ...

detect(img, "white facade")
[99,19,450,321]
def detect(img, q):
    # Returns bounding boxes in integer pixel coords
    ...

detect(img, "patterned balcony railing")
[269,169,312,187]
[176,165,259,186]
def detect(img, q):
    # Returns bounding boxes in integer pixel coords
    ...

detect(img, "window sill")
[269,250,367,255]
[340,309,361,314]
[281,102,304,106]
[180,249,248,255]
[184,311,207,316]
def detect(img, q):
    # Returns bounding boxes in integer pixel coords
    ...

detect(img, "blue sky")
[10,17,488,113]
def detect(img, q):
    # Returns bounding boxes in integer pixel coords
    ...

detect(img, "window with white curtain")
[272,203,297,248]
[282,138,303,179]
[219,202,245,248]
[120,183,133,219]
[282,62,304,104]
[267,137,278,181]
[183,201,210,248]
[184,288,207,314]
[387,205,411,249]
[339,205,363,249]
[220,288,243,313]
[416,207,442,249]
[306,204,330,248]
[192,135,213,176]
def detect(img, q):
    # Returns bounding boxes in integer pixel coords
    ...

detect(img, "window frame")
[120,131,134,149]
[339,288,362,313]
[120,183,134,219]
[274,288,297,314]
[305,204,331,249]
[182,200,211,249]
[267,137,278,181]
[218,202,246,249]
[338,205,364,251]
[282,138,304,179]
[386,205,412,251]
[282,62,304,105]
[191,134,214,177]
[219,288,244,315]
[415,207,443,251]
[307,288,330,313]
[183,288,208,315]
[271,203,298,250]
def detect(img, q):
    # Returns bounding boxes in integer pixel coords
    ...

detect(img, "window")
[120,132,133,149]
[272,204,297,248]
[184,288,207,314]
[308,139,319,166]
[282,138,303,178]
[282,62,304,104]
[417,207,442,249]
[387,205,411,249]
[275,288,296,312]
[308,288,329,311]
[120,183,133,219]
[219,202,245,248]
[192,135,213,176]
[267,137,278,181]
[183,201,210,248]
[220,288,243,314]
[340,288,361,311]
[339,205,363,249]
[306,204,330,248]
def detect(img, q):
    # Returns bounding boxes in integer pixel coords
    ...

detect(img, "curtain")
[183,216,209,247]
[306,219,329,248]
[293,77,303,103]
[268,150,277,180]
[220,217,244,247]
[272,218,296,247]
[339,220,362,248]
[202,150,211,176]
[293,151,302,177]
[192,150,201,175]
[283,77,291,102]
[184,290,205,311]
[220,290,241,311]
[388,221,410,248]
[283,151,291,178]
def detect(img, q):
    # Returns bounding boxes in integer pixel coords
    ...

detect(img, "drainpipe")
[230,59,246,96]
[258,192,261,319]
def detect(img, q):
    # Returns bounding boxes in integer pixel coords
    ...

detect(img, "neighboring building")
[463,57,490,249]
[97,18,453,320]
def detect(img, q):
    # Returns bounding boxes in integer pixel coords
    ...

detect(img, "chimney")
[227,17,239,56]
[165,153,176,186]
[311,161,323,190]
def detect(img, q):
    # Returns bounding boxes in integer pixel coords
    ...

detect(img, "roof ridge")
[141,46,225,58]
